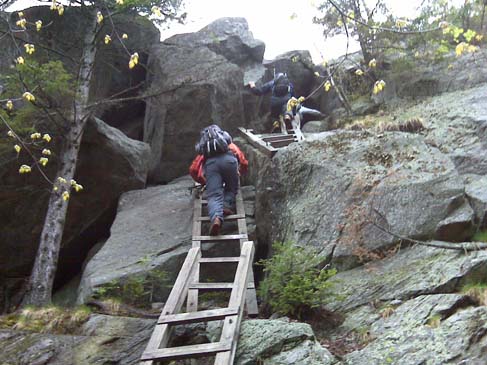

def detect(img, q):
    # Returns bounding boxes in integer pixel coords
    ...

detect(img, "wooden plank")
[189,282,255,290]
[197,214,245,221]
[142,247,201,358]
[261,135,296,142]
[188,194,203,312]
[200,257,240,263]
[271,140,296,148]
[235,193,259,316]
[193,234,248,241]
[141,341,232,361]
[157,307,239,325]
[215,241,255,365]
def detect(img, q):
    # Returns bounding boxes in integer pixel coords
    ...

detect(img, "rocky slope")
[1,10,487,365]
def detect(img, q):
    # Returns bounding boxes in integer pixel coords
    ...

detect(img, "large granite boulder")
[386,49,487,99]
[343,295,487,365]
[144,19,264,183]
[77,177,194,304]
[77,177,258,305]
[0,117,150,311]
[249,130,474,269]
[236,319,335,365]
[395,83,487,176]
[0,314,155,364]
[324,245,487,312]
[165,17,265,68]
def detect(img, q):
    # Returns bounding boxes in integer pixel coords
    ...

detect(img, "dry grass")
[0,305,91,334]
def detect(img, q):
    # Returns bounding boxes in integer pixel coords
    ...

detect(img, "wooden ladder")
[238,127,301,158]
[140,188,258,364]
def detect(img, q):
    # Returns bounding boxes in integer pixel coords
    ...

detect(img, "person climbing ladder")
[189,124,248,236]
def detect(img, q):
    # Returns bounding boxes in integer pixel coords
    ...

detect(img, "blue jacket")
[250,79,294,99]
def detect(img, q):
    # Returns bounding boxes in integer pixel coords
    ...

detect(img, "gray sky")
[161,0,429,62]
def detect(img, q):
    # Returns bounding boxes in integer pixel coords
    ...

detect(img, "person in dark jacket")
[190,125,248,236]
[248,73,294,120]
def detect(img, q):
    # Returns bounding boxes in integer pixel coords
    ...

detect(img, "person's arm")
[248,80,274,96]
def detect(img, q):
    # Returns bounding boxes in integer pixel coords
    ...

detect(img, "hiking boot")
[223,207,235,216]
[210,217,222,236]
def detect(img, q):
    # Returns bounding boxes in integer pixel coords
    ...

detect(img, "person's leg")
[220,153,239,214]
[299,106,324,120]
[204,158,224,226]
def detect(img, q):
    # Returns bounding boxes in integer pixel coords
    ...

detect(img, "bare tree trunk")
[352,0,372,64]
[21,10,98,307]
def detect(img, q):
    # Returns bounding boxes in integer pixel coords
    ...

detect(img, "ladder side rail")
[141,247,201,364]
[235,191,258,316]
[187,193,203,312]
[214,241,255,365]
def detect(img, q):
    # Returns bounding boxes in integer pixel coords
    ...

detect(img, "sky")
[9,0,451,63]
[160,0,428,63]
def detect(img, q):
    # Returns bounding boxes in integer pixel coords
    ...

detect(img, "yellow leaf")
[116,0,124,4]
[42,133,52,142]
[39,157,48,166]
[16,56,25,64]
[7,130,15,137]
[355,69,364,76]
[16,18,26,29]
[6,100,13,110]
[314,72,320,77]
[122,33,128,39]
[368,58,377,68]
[24,44,35,55]
[104,35,111,44]
[74,184,83,192]
[57,177,67,184]
[23,92,35,102]
[62,191,70,201]
[14,144,21,153]
[57,5,64,16]
[97,11,103,24]
[151,6,162,17]
[30,132,41,139]
[42,148,51,155]
[19,164,31,174]
[35,20,42,31]
[324,81,331,92]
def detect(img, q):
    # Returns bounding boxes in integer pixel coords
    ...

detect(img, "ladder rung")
[193,234,247,241]
[141,341,232,361]
[189,282,255,290]
[157,307,239,325]
[197,214,245,221]
[200,257,240,263]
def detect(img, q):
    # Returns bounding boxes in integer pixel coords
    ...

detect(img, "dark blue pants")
[204,152,239,224]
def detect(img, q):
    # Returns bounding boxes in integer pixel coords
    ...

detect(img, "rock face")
[249,130,473,269]
[0,314,155,365]
[0,118,150,311]
[78,178,258,304]
[343,295,487,365]
[144,18,264,183]
[236,319,335,365]
[324,245,487,312]
[77,177,194,304]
